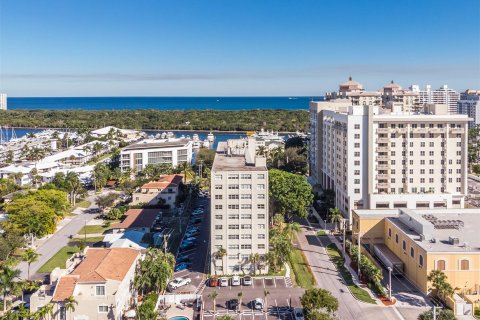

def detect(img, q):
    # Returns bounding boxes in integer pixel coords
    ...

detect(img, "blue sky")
[0,0,479,96]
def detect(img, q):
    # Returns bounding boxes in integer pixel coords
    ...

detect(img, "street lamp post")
[387,267,392,301]
[357,233,361,279]
[342,219,346,254]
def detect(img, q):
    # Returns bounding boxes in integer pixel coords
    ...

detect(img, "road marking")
[391,306,406,320]
[262,278,265,288]
[273,278,277,288]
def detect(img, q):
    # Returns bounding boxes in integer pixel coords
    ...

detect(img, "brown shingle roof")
[112,209,160,229]
[52,276,78,301]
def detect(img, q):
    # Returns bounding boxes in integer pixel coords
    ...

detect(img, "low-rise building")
[352,208,480,299]
[30,247,141,320]
[111,209,161,233]
[120,138,193,175]
[131,174,183,207]
[0,165,32,186]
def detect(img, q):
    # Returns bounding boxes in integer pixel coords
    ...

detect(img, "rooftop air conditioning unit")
[449,236,460,245]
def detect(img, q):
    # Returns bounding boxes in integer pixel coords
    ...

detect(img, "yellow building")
[352,208,480,299]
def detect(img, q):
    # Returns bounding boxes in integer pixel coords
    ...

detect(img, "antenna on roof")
[349,76,352,81]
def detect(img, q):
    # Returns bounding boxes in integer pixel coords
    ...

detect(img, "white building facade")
[310,79,469,222]
[457,89,480,128]
[120,139,193,175]
[411,84,460,114]
[0,93,7,110]
[210,138,269,275]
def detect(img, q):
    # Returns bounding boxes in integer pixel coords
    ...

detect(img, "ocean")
[6,96,320,111]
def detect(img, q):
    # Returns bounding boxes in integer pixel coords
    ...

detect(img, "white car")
[219,277,229,287]
[231,276,241,286]
[168,277,192,290]
[243,276,252,286]
[294,308,304,320]
[252,298,264,310]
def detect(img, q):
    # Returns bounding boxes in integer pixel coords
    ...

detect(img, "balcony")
[376,128,390,134]
[376,146,390,152]
[376,183,390,188]
[376,174,390,179]
[450,128,464,134]
[376,164,390,170]
[376,138,389,144]
[412,128,428,133]
[394,128,407,134]
[430,128,445,133]
[376,155,390,161]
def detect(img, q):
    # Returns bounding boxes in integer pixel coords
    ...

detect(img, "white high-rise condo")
[410,84,460,114]
[210,138,269,275]
[310,78,470,222]
[457,89,480,128]
[0,93,7,110]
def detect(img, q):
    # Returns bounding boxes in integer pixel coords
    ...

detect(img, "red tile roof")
[112,209,160,229]
[141,174,183,189]
[52,276,78,301]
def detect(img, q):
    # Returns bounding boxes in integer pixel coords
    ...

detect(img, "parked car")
[184,236,197,242]
[209,276,219,287]
[219,277,229,287]
[294,308,304,320]
[191,218,202,224]
[243,275,252,286]
[168,277,192,290]
[180,243,196,251]
[177,256,191,263]
[231,276,241,286]
[226,299,239,310]
[252,298,264,310]
[174,263,191,272]
[191,211,203,217]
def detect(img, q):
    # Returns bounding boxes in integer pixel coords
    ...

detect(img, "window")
[228,204,239,209]
[257,184,265,190]
[419,255,424,267]
[241,214,252,219]
[215,225,223,230]
[241,204,252,209]
[402,240,406,251]
[228,235,239,239]
[354,124,360,129]
[241,224,251,229]
[228,174,239,179]
[241,244,252,249]
[95,285,106,296]
[228,244,239,250]
[228,184,239,190]
[241,194,252,199]
[354,134,360,139]
[436,260,446,271]
[215,215,223,219]
[241,234,252,239]
[215,195,222,199]
[215,185,223,189]
[257,194,265,199]
[354,189,360,194]
[228,194,239,199]
[257,174,265,179]
[228,224,239,229]
[460,259,470,270]
[214,174,222,180]
[258,224,266,229]
[258,244,266,249]
[241,174,251,179]
[215,235,222,240]
[388,228,391,238]
[395,234,399,244]
[257,204,265,209]
[241,184,252,190]
[257,214,265,219]
[228,214,239,219]
[98,305,109,313]
[258,234,266,239]
[410,247,414,258]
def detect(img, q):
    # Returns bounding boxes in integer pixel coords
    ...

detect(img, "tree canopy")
[300,288,339,320]
[269,169,313,218]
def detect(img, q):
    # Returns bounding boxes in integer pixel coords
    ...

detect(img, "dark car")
[226,299,239,310]
[191,218,202,224]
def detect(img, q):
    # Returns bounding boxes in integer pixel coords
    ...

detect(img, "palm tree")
[44,302,54,320]
[329,207,343,233]
[9,172,23,185]
[64,295,78,320]
[283,222,301,241]
[237,291,243,313]
[28,147,46,168]
[212,248,227,275]
[249,253,260,276]
[23,248,40,281]
[208,290,218,313]
[0,264,20,312]
[263,289,270,313]
[256,146,268,157]
[178,162,194,182]
[65,171,83,206]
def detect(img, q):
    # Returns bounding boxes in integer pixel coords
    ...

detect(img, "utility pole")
[387,267,392,301]
[357,233,361,279]
[342,219,346,254]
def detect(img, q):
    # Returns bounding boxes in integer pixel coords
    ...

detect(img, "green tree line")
[0,109,309,132]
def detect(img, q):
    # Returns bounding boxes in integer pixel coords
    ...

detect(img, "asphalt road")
[297,224,406,320]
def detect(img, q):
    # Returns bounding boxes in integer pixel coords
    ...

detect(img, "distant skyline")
[0,0,479,97]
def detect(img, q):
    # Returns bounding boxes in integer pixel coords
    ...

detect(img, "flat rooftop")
[123,139,190,151]
[357,208,480,253]
[212,153,266,171]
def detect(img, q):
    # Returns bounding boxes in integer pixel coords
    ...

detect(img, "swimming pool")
[169,316,190,320]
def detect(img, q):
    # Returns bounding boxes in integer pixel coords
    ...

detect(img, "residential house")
[111,209,161,233]
[131,174,183,207]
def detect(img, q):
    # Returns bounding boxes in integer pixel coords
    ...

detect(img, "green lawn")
[78,220,118,235]
[76,200,91,208]
[69,236,105,243]
[316,230,327,236]
[326,243,376,304]
[289,248,316,289]
[38,246,80,273]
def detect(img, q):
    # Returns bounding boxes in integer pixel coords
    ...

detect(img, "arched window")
[410,247,415,258]
[395,234,399,244]
[419,255,424,267]
[388,228,392,238]
[460,259,469,270]
[436,260,446,271]
[402,240,406,251]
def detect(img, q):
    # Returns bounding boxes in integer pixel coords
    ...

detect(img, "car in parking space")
[185,231,198,238]
[231,276,241,286]
[294,308,304,320]
[243,275,252,286]
[191,218,202,224]
[191,211,203,217]
[184,236,197,242]
[209,276,219,287]
[176,256,191,263]
[180,242,196,251]
[174,262,191,272]
[252,298,264,310]
[168,277,192,290]
[219,277,229,287]
[226,299,239,310]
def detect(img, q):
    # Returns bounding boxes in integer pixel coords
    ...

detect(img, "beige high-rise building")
[210,138,269,275]
[310,78,470,222]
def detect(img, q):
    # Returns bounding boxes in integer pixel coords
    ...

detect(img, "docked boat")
[207,132,215,142]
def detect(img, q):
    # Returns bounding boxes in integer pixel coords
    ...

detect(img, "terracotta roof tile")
[142,174,183,188]
[52,276,78,301]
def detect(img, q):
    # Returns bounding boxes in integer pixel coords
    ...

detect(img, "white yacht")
[207,132,215,142]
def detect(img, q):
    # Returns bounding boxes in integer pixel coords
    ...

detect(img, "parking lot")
[202,277,304,320]
[169,192,211,293]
